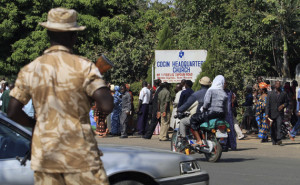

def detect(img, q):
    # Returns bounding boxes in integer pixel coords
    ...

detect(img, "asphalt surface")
[96,132,300,185]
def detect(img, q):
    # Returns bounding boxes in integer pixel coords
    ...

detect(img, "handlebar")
[174,112,190,119]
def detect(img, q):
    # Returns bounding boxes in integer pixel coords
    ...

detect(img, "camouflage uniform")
[10,45,109,185]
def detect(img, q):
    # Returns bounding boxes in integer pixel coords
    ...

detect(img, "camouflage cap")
[39,7,86,32]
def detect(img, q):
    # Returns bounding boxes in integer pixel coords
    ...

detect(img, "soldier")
[7,8,113,185]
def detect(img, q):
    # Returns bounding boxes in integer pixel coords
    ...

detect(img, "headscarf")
[114,85,120,92]
[209,75,225,90]
[113,85,122,107]
[259,82,268,90]
[114,86,121,96]
[125,84,130,90]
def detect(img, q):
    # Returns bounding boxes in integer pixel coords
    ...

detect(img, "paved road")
[97,133,300,185]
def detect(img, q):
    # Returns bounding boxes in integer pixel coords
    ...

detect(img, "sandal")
[192,142,207,147]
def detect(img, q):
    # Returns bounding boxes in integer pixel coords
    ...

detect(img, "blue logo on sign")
[179,50,184,58]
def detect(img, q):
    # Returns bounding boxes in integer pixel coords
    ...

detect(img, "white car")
[0,112,209,185]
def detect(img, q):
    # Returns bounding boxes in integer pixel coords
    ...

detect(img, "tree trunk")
[281,30,290,78]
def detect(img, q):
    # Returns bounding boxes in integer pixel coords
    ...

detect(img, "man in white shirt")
[170,83,182,129]
[137,81,151,136]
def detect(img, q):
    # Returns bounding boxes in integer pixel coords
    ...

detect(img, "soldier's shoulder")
[76,55,93,63]
[19,55,44,71]
[76,55,96,69]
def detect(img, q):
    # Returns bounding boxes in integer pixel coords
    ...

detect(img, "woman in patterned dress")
[255,82,269,142]
[110,86,122,136]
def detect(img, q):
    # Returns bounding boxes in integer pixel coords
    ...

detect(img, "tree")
[192,36,220,91]
[0,0,173,85]
[262,0,300,78]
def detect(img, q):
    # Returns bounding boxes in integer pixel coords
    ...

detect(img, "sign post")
[155,50,207,83]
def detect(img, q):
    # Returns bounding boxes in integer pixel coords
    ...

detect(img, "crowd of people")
[89,75,300,149]
[91,80,174,141]
[241,77,300,145]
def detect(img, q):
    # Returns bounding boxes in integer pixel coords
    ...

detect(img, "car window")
[0,123,30,159]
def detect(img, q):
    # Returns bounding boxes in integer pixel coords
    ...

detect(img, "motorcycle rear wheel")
[204,139,222,162]
[171,130,179,152]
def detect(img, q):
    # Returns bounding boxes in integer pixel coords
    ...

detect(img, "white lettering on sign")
[155,50,207,83]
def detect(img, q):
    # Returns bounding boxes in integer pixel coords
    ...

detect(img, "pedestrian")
[95,101,109,137]
[265,80,272,92]
[111,85,122,136]
[224,82,237,150]
[178,80,194,108]
[266,81,288,145]
[136,81,150,136]
[291,80,298,126]
[157,82,171,141]
[181,79,186,90]
[1,82,10,113]
[170,83,182,129]
[90,103,97,130]
[143,79,162,139]
[0,78,6,88]
[7,7,113,185]
[0,82,5,110]
[253,76,263,92]
[106,84,115,133]
[125,84,135,135]
[0,89,2,110]
[120,84,131,138]
[282,82,293,138]
[284,82,293,121]
[241,86,254,133]
[288,88,300,141]
[255,82,269,142]
[147,83,154,125]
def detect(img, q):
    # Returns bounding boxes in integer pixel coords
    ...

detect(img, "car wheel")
[111,180,144,185]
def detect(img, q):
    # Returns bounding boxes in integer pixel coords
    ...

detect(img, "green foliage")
[261,0,300,77]
[0,0,299,88]
[157,24,174,50]
[129,81,143,96]
[192,40,219,91]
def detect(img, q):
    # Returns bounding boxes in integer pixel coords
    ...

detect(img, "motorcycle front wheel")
[204,138,222,162]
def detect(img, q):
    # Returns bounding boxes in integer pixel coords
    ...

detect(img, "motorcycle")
[171,112,230,162]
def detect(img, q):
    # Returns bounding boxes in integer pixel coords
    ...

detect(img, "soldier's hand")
[162,112,166,117]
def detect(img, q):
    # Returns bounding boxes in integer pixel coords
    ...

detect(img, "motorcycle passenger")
[190,75,228,146]
[177,77,211,138]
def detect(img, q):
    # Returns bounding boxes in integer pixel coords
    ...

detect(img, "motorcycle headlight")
[180,161,201,174]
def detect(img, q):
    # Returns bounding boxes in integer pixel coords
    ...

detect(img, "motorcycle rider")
[177,77,211,140]
[190,75,228,146]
